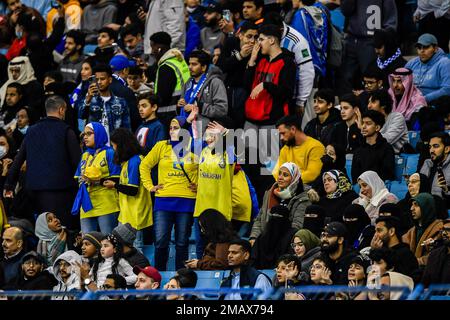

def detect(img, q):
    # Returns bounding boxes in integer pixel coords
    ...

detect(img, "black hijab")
[343,204,372,249]
[303,205,326,238]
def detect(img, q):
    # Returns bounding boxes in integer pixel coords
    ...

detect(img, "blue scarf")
[85,122,109,155]
[181,73,207,118]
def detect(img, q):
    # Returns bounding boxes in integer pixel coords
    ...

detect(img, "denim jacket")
[79,93,131,134]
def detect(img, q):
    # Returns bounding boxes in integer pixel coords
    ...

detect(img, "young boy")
[127,66,151,97]
[135,93,167,155]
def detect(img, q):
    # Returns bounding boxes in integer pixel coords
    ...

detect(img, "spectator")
[330,93,363,154]
[403,192,443,266]
[367,270,414,300]
[303,204,326,237]
[291,0,329,79]
[93,27,117,65]
[244,24,296,165]
[250,162,311,245]
[109,54,132,84]
[5,0,46,40]
[351,110,395,182]
[104,128,153,252]
[279,0,296,24]
[261,12,315,118]
[111,223,150,269]
[414,2,450,53]
[0,56,44,118]
[343,255,370,300]
[291,228,321,273]
[273,254,305,290]
[74,122,120,234]
[134,93,166,155]
[339,0,398,95]
[185,209,237,270]
[120,23,144,59]
[367,89,409,154]
[320,221,357,285]
[150,32,190,128]
[185,10,201,59]
[101,273,127,300]
[420,132,450,207]
[46,0,82,36]
[372,28,407,83]
[308,255,334,288]
[70,57,95,130]
[242,0,264,23]
[139,116,198,270]
[355,66,385,113]
[0,82,24,130]
[80,231,103,267]
[185,0,205,28]
[387,68,427,122]
[79,234,136,290]
[422,219,450,287]
[304,89,341,146]
[143,0,185,56]
[4,96,80,229]
[274,115,325,185]
[353,170,398,225]
[78,64,131,137]
[132,265,162,300]
[221,239,272,300]
[201,3,224,54]
[81,0,117,44]
[5,251,56,290]
[126,66,151,97]
[1,226,26,286]
[216,21,258,128]
[35,212,81,266]
[58,29,86,83]
[179,50,228,130]
[405,33,450,104]
[52,250,82,300]
[378,202,413,237]
[164,274,199,300]
[371,215,419,278]
[316,170,358,223]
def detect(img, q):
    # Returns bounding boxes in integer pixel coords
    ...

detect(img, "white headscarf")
[357,171,390,206]
[0,56,37,105]
[275,162,302,199]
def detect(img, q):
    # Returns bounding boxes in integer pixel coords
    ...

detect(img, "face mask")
[0,145,7,159]
[16,30,23,39]
[18,126,28,135]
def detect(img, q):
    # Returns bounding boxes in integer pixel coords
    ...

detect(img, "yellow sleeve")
[66,5,82,30]
[139,142,162,191]
[301,142,325,184]
[272,146,287,180]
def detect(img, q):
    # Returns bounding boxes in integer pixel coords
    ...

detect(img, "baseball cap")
[323,221,347,238]
[109,55,135,72]
[416,33,438,47]
[205,3,222,13]
[133,266,162,283]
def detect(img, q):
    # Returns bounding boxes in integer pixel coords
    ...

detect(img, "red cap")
[133,266,162,283]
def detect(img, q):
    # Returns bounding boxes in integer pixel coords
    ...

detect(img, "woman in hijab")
[35,212,81,266]
[249,162,311,246]
[290,229,321,273]
[317,170,358,222]
[303,205,326,237]
[352,171,398,225]
[342,204,374,251]
[73,122,121,234]
[0,56,44,117]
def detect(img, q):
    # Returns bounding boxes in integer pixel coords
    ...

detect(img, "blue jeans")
[80,212,119,234]
[153,211,193,271]
[193,218,205,260]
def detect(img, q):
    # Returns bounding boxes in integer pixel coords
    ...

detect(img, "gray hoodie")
[180,64,228,129]
[341,0,398,38]
[81,0,118,44]
[52,250,82,300]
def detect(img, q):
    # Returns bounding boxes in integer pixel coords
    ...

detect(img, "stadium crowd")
[0,0,449,300]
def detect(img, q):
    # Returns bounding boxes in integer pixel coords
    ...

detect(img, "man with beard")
[201,3,225,54]
[420,132,450,209]
[58,29,86,83]
[371,215,419,278]
[274,115,325,185]
[320,221,357,285]
[422,219,450,286]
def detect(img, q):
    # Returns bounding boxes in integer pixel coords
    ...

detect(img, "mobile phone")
[222,9,231,22]
[51,0,61,8]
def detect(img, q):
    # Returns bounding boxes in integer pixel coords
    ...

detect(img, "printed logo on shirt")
[100,159,107,167]
[301,49,310,58]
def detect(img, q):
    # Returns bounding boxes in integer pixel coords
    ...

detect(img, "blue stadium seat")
[408,131,420,149]
[389,181,409,199]
[196,271,224,289]
[160,271,177,286]
[401,153,419,177]
[261,269,276,281]
[353,183,360,194]
[345,154,353,183]
[142,245,155,266]
[395,155,406,181]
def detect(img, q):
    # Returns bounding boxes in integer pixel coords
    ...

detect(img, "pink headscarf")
[388,68,427,120]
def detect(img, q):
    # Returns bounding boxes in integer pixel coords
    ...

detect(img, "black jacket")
[6,270,57,291]
[304,108,342,146]
[216,37,249,89]
[317,190,359,223]
[390,242,419,278]
[351,134,395,182]
[422,244,450,287]
[123,248,151,269]
[0,250,26,289]
[329,249,358,285]
[220,265,271,300]
[330,122,363,154]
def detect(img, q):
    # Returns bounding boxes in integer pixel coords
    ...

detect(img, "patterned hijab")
[275,162,302,200]
[323,170,352,199]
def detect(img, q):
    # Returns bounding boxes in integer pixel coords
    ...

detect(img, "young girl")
[73,122,121,234]
[103,128,153,251]
[87,234,137,289]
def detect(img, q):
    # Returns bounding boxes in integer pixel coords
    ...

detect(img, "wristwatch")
[84,278,92,286]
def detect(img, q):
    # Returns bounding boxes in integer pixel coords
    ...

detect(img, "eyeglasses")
[310,264,323,271]
[23,260,41,266]
[290,242,304,249]
[362,80,377,86]
[320,232,336,239]
[440,227,450,235]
